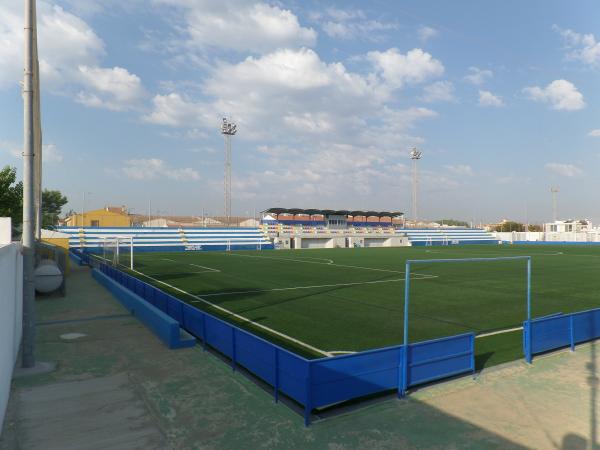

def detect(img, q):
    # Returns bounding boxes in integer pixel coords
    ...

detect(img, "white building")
[544,219,593,233]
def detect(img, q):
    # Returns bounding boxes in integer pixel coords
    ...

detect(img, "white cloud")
[154,0,316,54]
[143,93,214,127]
[145,45,443,200]
[76,66,145,110]
[478,90,504,107]
[422,81,455,103]
[0,2,144,112]
[553,26,600,66]
[367,48,444,89]
[42,144,63,163]
[545,162,583,177]
[418,26,439,42]
[523,79,585,111]
[0,2,104,89]
[445,164,474,176]
[464,67,493,85]
[319,8,397,41]
[121,158,200,181]
[588,129,600,137]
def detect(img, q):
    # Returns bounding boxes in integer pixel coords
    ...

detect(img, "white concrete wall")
[495,231,600,243]
[0,218,11,244]
[0,243,23,431]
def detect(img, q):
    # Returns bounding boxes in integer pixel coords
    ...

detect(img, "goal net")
[101,236,134,270]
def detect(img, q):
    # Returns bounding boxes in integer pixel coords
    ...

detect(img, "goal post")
[101,236,134,270]
[399,255,532,397]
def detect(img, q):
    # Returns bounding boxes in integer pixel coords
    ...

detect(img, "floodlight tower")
[221,117,237,225]
[409,147,422,223]
[550,186,559,222]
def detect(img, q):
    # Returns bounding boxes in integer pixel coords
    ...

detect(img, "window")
[91,220,100,227]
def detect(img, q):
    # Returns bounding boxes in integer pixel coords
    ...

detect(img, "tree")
[493,221,525,232]
[0,165,68,232]
[528,224,543,232]
[0,166,23,232]
[436,219,469,227]
[42,189,68,228]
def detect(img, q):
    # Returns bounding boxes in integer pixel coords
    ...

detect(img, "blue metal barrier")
[91,258,476,426]
[525,307,600,359]
[92,268,195,349]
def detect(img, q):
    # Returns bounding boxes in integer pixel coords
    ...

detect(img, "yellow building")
[65,206,132,227]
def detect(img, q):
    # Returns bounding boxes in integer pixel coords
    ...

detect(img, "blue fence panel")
[407,333,475,386]
[204,314,234,358]
[528,315,571,354]
[235,330,278,385]
[181,303,205,339]
[277,350,310,405]
[573,309,600,344]
[310,346,403,409]
[167,295,184,323]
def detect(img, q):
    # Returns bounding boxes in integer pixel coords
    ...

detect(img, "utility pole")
[550,187,559,222]
[409,148,422,224]
[32,0,42,240]
[221,117,237,226]
[22,0,36,368]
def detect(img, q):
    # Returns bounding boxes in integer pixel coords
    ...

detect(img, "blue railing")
[524,308,600,358]
[82,251,475,425]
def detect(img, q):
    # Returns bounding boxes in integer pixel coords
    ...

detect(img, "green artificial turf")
[116,244,600,369]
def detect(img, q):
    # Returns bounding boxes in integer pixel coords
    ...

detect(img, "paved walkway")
[1,265,597,449]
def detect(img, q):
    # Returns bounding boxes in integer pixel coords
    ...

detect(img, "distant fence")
[0,244,23,431]
[82,252,475,425]
[524,308,600,359]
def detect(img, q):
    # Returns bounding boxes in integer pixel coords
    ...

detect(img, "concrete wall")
[0,243,23,430]
[495,231,600,243]
[276,234,409,249]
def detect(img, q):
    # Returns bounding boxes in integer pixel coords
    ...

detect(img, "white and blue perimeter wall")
[57,227,274,253]
[400,228,498,246]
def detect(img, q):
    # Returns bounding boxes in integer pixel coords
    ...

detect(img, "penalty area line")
[197,276,433,298]
[127,267,332,357]
[189,263,220,273]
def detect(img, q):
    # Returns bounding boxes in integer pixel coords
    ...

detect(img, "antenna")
[409,148,422,223]
[221,117,237,226]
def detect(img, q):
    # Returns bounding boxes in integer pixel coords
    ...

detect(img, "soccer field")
[114,244,600,368]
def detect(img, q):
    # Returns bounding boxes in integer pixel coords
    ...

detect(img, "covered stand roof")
[262,208,404,218]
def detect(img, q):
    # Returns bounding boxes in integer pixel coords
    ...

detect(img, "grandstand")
[261,208,498,248]
[57,227,273,252]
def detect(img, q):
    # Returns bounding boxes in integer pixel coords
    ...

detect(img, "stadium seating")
[398,228,498,246]
[57,227,273,252]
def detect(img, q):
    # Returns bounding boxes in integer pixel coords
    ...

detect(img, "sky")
[1,0,600,224]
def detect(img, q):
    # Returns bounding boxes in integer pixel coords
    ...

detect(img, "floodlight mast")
[410,148,422,224]
[550,187,559,222]
[221,118,237,226]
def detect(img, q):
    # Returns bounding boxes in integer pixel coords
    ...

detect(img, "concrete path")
[1,264,598,449]
[11,373,168,450]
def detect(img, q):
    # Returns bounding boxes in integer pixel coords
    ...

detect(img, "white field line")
[127,267,333,357]
[161,258,176,262]
[329,350,356,355]
[226,252,435,277]
[189,263,220,273]
[197,277,423,298]
[476,326,523,338]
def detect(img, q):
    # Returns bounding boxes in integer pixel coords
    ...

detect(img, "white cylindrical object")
[34,260,63,293]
